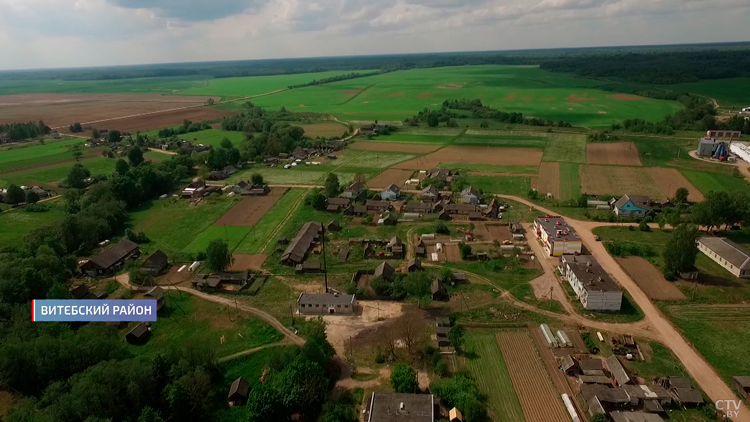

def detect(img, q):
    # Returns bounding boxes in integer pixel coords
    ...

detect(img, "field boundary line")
[340,84,375,105]
[259,188,309,254]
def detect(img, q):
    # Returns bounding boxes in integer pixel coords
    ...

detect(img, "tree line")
[0,121,50,141]
[287,71,384,89]
[405,99,573,128]
[156,120,212,138]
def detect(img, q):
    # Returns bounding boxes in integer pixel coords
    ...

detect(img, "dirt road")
[497,195,750,421]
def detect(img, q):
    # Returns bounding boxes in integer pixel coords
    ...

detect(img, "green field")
[452,135,547,149]
[368,133,457,144]
[128,292,283,358]
[235,189,307,254]
[559,163,581,200]
[670,78,750,109]
[142,128,246,147]
[541,134,587,163]
[0,138,86,172]
[0,202,68,245]
[457,330,524,422]
[129,196,241,255]
[180,71,374,97]
[464,175,532,196]
[0,157,116,188]
[681,170,749,194]
[445,163,538,174]
[182,226,253,254]
[249,66,683,127]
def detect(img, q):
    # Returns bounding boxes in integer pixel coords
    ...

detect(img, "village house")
[444,204,478,215]
[366,200,392,212]
[297,293,357,315]
[697,237,750,278]
[404,202,434,214]
[378,214,397,226]
[209,165,237,181]
[610,411,665,422]
[342,182,365,199]
[80,239,140,277]
[0,132,10,144]
[326,197,351,212]
[181,180,206,198]
[581,384,631,415]
[460,187,479,204]
[327,220,341,232]
[366,392,435,422]
[144,286,165,311]
[344,204,368,215]
[420,185,440,202]
[141,250,169,275]
[658,376,704,407]
[126,323,151,345]
[534,216,582,256]
[560,254,623,311]
[374,261,396,281]
[388,236,404,258]
[381,183,401,200]
[427,168,453,182]
[613,194,652,217]
[281,222,323,266]
[295,262,322,273]
[431,279,447,300]
[606,355,632,386]
[228,377,250,406]
[240,183,271,196]
[407,258,422,272]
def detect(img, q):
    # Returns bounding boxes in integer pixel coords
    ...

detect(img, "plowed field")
[537,162,561,198]
[349,142,439,153]
[393,146,542,169]
[580,165,703,201]
[496,331,569,422]
[214,188,288,226]
[366,168,415,188]
[587,142,642,166]
[617,256,686,300]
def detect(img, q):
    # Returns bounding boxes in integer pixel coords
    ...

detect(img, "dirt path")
[217,341,292,363]
[522,222,576,314]
[496,194,750,421]
[147,148,176,156]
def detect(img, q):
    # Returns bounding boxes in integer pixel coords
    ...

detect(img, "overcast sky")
[1,0,749,70]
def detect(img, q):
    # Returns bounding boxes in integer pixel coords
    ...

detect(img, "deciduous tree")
[663,224,699,279]
[5,184,25,205]
[390,363,418,393]
[205,239,233,272]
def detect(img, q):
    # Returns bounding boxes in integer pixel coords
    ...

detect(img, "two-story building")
[560,254,622,311]
[533,216,582,256]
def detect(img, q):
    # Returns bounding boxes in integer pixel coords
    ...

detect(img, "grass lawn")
[681,170,749,194]
[235,189,307,254]
[226,167,342,186]
[179,70,369,97]
[300,122,348,138]
[129,196,241,256]
[0,202,67,245]
[457,330,524,422]
[141,128,246,148]
[0,138,86,172]
[0,157,117,188]
[464,175,532,196]
[559,163,581,200]
[369,133,457,144]
[334,150,417,169]
[542,134,587,163]
[182,226,253,254]
[444,163,538,174]
[127,292,283,358]
[452,135,547,149]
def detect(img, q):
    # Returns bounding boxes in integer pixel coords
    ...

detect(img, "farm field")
[179,70,369,97]
[366,168,415,189]
[128,292,283,358]
[558,163,581,200]
[89,107,233,133]
[394,145,542,169]
[665,304,750,383]
[495,330,569,422]
[214,188,289,226]
[586,142,642,166]
[450,163,538,174]
[234,189,307,255]
[466,175,533,196]
[579,165,703,201]
[142,128,246,147]
[0,202,68,245]
[0,76,209,96]
[536,162,560,199]
[669,78,750,109]
[541,134,587,163]
[129,196,241,255]
[250,66,684,126]
[299,122,348,137]
[348,141,439,153]
[0,93,220,129]
[457,330,525,422]
[364,133,457,144]
[0,157,117,188]
[0,137,85,172]
[182,226,253,254]
[616,257,687,300]
[452,135,547,149]
[681,170,749,194]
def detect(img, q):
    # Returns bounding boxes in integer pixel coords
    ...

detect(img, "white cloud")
[0,0,748,70]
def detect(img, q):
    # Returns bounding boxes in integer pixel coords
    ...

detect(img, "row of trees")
[157,120,212,138]
[287,71,383,89]
[0,120,50,141]
[405,99,572,128]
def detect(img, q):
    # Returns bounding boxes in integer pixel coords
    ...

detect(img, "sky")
[0,0,749,70]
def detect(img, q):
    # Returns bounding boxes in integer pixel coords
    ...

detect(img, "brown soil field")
[496,331,570,422]
[645,167,704,202]
[90,107,233,133]
[213,188,288,226]
[229,254,268,271]
[566,94,596,102]
[611,94,647,101]
[394,146,542,169]
[580,165,703,201]
[366,168,415,189]
[471,223,512,242]
[0,93,220,129]
[587,142,643,166]
[348,142,439,153]
[300,123,346,137]
[536,162,561,198]
[617,257,687,300]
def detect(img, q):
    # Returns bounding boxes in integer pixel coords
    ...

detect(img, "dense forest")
[0,121,50,141]
[2,42,748,82]
[405,99,572,128]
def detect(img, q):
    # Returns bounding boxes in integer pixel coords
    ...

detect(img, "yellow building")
[533,216,582,257]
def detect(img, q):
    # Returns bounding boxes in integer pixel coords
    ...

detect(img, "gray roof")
[388,236,403,247]
[297,293,355,306]
[86,239,139,270]
[345,182,364,193]
[445,204,477,213]
[606,355,631,385]
[673,388,703,404]
[408,258,421,269]
[421,185,439,196]
[228,377,250,399]
[435,317,451,327]
[561,255,621,293]
[142,250,168,268]
[734,376,750,389]
[579,375,613,384]
[610,411,665,422]
[666,376,692,389]
[535,216,580,241]
[621,384,672,400]
[281,221,322,263]
[698,237,750,270]
[327,197,351,206]
[461,186,478,197]
[560,355,577,371]
[374,262,395,281]
[579,358,605,372]
[614,194,652,211]
[144,286,164,301]
[404,202,433,212]
[127,323,149,339]
[580,384,630,404]
[368,392,434,422]
[384,184,401,194]
[366,200,391,209]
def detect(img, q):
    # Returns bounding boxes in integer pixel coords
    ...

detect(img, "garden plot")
[617,257,686,300]
[394,146,543,170]
[587,142,642,166]
[213,188,288,227]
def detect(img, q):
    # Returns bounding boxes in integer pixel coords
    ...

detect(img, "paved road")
[497,194,749,421]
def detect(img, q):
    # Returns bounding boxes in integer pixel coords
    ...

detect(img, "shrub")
[436,222,450,235]
[638,220,651,232]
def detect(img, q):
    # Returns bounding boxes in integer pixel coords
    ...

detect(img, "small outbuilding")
[407,258,422,272]
[449,407,463,422]
[374,262,395,281]
[228,377,250,406]
[142,250,169,275]
[126,323,151,345]
[144,286,165,311]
